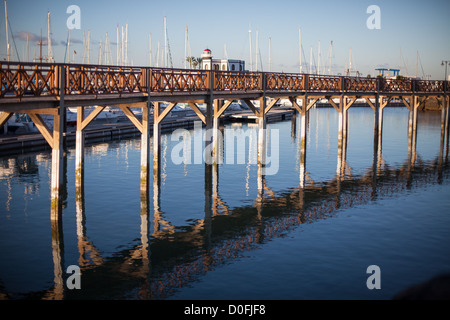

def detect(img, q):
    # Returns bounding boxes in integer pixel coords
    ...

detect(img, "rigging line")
[64,30,69,63]
[417,52,426,79]
[258,48,264,72]
[301,45,307,73]
[7,18,20,62]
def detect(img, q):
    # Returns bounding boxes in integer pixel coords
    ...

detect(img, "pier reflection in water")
[0,107,450,300]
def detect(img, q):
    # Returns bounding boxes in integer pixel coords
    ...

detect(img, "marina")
[1,0,450,304]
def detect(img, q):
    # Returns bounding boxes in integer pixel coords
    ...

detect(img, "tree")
[193,57,202,69]
[186,56,197,69]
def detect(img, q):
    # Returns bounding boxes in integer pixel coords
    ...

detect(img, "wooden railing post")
[303,74,309,93]
[340,76,345,92]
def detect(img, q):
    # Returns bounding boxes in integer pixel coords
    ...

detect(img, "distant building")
[375,68,400,78]
[201,49,245,72]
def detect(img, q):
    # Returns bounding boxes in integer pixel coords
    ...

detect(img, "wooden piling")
[140,103,150,194]
[75,106,85,196]
[50,68,65,219]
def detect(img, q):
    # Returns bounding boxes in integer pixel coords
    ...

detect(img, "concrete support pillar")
[204,97,214,165]
[299,97,307,188]
[152,157,162,236]
[378,96,384,155]
[440,97,447,162]
[140,104,150,195]
[153,102,161,174]
[212,100,222,166]
[257,97,267,195]
[75,107,84,196]
[446,94,450,159]
[372,95,383,175]
[337,96,348,178]
[51,70,65,219]
[408,96,418,166]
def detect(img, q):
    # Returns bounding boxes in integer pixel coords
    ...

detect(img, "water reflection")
[1,107,449,300]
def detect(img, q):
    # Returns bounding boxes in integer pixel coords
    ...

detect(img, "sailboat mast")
[4,0,10,61]
[299,27,302,73]
[328,41,333,75]
[39,29,42,63]
[185,26,188,69]
[121,26,124,65]
[149,33,152,67]
[269,37,272,72]
[156,41,160,67]
[309,46,312,74]
[116,24,119,65]
[248,28,252,72]
[125,23,128,66]
[255,30,259,71]
[317,40,321,75]
[26,32,29,62]
[87,30,91,64]
[164,16,168,68]
[47,12,53,62]
[67,28,71,63]
[349,47,352,76]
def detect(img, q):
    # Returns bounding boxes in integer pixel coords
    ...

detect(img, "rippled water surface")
[1,107,450,300]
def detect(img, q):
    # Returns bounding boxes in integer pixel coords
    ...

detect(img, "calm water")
[1,107,450,300]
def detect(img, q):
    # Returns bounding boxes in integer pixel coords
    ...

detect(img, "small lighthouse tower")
[201,49,212,70]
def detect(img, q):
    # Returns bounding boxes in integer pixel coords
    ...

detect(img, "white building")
[201,49,245,72]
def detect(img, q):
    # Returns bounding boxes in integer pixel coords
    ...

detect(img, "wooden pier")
[1,62,449,221]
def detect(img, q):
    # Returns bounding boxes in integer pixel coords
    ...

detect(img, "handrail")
[1,62,448,99]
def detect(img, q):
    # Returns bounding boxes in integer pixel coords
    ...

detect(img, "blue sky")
[2,0,450,79]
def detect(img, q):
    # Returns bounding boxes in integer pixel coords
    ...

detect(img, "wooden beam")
[119,105,143,133]
[82,106,106,131]
[381,96,393,109]
[14,108,58,115]
[0,112,13,127]
[289,97,303,114]
[306,97,319,111]
[265,98,280,114]
[401,96,413,111]
[243,99,259,116]
[364,97,375,111]
[327,97,340,112]
[344,97,357,110]
[215,100,233,118]
[28,113,54,149]
[156,102,176,124]
[188,102,206,124]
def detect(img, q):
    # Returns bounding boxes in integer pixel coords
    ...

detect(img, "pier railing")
[0,62,448,100]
